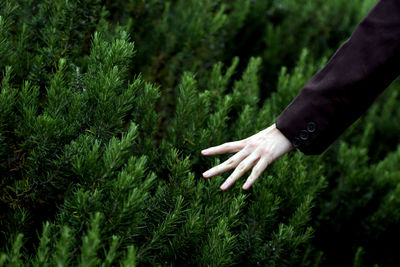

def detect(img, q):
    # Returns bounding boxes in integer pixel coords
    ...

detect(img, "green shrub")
[2,0,400,266]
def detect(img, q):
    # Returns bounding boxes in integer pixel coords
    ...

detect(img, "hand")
[201,123,294,190]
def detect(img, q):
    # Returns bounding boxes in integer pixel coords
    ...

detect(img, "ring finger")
[242,156,271,190]
[220,152,261,190]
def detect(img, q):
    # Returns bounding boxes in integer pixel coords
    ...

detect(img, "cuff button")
[292,137,301,148]
[306,121,316,133]
[299,130,309,140]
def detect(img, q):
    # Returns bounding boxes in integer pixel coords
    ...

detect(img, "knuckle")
[261,147,272,156]
[226,158,235,167]
[238,141,246,149]
[247,177,255,184]
[248,139,264,150]
[253,153,262,161]
[263,157,272,167]
[248,140,258,147]
[237,163,246,172]
[224,142,233,149]
[254,169,262,177]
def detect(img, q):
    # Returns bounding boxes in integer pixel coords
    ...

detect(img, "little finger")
[242,156,271,190]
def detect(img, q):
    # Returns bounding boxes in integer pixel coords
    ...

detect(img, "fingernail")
[220,183,227,190]
[242,182,249,190]
[201,149,209,155]
[203,171,212,177]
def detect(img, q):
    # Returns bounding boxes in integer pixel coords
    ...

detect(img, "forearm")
[275,0,400,155]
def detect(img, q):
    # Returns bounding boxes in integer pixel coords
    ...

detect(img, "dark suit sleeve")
[275,0,400,155]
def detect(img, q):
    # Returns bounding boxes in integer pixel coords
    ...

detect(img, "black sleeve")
[275,0,400,155]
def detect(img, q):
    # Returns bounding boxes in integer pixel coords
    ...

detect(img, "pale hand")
[201,123,294,190]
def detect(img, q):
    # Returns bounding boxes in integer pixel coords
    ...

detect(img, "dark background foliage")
[1,0,399,266]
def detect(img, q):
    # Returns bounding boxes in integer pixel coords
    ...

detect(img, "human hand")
[201,123,294,190]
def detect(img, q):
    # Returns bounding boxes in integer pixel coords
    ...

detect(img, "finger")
[201,140,244,156]
[220,153,260,190]
[203,148,250,178]
[242,156,271,190]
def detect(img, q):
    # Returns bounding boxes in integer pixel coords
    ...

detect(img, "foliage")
[2,0,400,266]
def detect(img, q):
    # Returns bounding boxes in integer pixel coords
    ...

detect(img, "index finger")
[201,140,244,156]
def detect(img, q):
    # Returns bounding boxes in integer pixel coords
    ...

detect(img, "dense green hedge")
[1,0,399,266]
